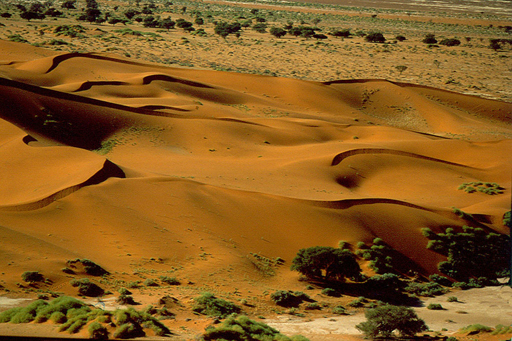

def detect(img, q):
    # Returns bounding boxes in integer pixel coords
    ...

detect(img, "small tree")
[365,31,385,43]
[422,34,437,44]
[395,65,408,75]
[291,246,361,282]
[270,27,286,38]
[356,304,428,338]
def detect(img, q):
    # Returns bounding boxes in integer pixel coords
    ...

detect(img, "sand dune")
[0,39,511,308]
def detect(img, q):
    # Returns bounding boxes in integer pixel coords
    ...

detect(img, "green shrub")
[321,288,337,297]
[422,34,437,44]
[8,35,29,43]
[116,294,137,305]
[49,311,67,323]
[492,324,512,335]
[460,324,492,334]
[88,321,109,339]
[21,271,44,283]
[118,288,132,295]
[365,31,385,43]
[404,282,447,297]
[270,291,311,307]
[447,296,458,302]
[143,278,158,286]
[347,297,367,308]
[70,278,104,297]
[332,305,347,315]
[440,38,461,46]
[113,322,144,339]
[356,304,428,338]
[202,315,309,341]
[458,182,503,195]
[304,303,321,310]
[192,292,241,318]
[427,303,443,310]
[67,259,108,276]
[159,276,180,285]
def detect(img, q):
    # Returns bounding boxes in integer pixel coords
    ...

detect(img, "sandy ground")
[0,0,511,339]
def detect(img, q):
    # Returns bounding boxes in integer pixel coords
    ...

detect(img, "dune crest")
[0,47,510,293]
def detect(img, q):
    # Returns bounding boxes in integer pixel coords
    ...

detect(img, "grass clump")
[332,305,347,315]
[427,303,444,310]
[192,292,241,318]
[447,296,458,302]
[347,296,368,308]
[159,276,180,285]
[88,321,109,339]
[491,324,512,335]
[202,315,309,341]
[460,324,492,334]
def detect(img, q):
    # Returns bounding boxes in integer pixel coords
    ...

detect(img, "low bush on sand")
[202,315,309,340]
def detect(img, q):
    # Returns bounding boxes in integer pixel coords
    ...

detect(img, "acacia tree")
[291,246,361,282]
[356,304,428,338]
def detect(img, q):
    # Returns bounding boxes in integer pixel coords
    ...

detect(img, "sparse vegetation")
[21,271,44,283]
[427,303,444,310]
[458,182,504,195]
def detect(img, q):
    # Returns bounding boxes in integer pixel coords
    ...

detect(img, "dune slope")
[0,41,511,293]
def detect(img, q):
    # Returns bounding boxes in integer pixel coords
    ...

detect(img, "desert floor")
[0,0,511,340]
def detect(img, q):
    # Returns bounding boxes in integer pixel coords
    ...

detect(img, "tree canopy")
[291,246,361,281]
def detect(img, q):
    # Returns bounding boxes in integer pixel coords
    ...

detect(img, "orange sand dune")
[0,40,511,296]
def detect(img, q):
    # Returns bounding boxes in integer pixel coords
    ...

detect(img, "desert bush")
[422,34,437,44]
[21,271,44,283]
[49,311,67,323]
[304,302,321,310]
[366,273,405,292]
[214,21,241,38]
[192,292,241,318]
[116,294,137,305]
[321,288,337,297]
[113,322,144,339]
[203,315,309,341]
[143,278,158,287]
[331,29,351,38]
[447,296,458,302]
[404,282,447,297]
[492,324,512,335]
[270,290,311,307]
[428,274,452,286]
[88,321,109,339]
[159,276,180,285]
[291,246,361,282]
[365,31,385,43]
[356,304,428,338]
[253,23,267,33]
[504,210,511,227]
[269,27,286,38]
[427,303,443,310]
[422,226,510,281]
[332,305,347,315]
[348,296,367,308]
[460,324,492,334]
[440,38,461,46]
[118,288,132,295]
[396,35,406,41]
[70,278,104,297]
